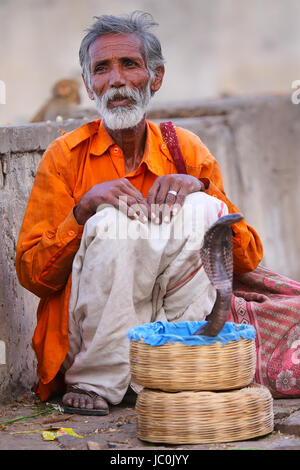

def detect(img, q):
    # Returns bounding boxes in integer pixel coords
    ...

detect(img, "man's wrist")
[198,180,205,191]
[199,177,210,191]
[74,202,93,226]
[193,177,205,192]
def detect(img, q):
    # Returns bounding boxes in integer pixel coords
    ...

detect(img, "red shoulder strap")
[160,121,187,174]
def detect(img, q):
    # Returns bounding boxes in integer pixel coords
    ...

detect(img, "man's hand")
[147,174,204,224]
[74,178,149,225]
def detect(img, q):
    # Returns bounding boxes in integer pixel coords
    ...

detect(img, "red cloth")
[229,266,300,397]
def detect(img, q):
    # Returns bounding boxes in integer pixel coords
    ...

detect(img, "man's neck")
[105,117,147,175]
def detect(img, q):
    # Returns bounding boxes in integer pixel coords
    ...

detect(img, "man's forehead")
[89,33,145,62]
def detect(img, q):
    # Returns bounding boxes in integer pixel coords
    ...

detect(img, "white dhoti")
[62,192,228,404]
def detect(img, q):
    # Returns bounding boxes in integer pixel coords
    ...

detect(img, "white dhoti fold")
[62,192,228,404]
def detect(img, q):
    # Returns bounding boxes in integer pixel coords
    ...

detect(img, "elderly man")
[16,11,263,415]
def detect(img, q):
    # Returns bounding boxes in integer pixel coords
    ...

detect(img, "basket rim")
[128,321,256,347]
[137,382,272,399]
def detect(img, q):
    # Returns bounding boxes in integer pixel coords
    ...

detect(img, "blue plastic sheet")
[128,321,256,347]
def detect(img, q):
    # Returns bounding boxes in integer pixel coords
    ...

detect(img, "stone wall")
[0,94,299,401]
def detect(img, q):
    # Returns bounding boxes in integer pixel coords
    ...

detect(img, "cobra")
[193,213,244,337]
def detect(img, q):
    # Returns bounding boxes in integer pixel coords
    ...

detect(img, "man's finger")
[120,179,146,202]
[173,186,187,209]
[147,179,160,204]
[159,187,178,222]
[161,203,173,224]
[153,178,173,205]
[148,177,172,223]
[117,194,149,222]
[127,201,149,223]
[156,179,185,222]
[147,180,161,223]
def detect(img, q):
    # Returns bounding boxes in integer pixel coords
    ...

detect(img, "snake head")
[200,213,244,289]
[194,212,244,337]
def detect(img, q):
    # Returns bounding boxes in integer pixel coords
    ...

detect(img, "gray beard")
[93,84,152,130]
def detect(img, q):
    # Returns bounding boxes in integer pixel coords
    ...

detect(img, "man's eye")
[124,59,138,67]
[95,65,106,73]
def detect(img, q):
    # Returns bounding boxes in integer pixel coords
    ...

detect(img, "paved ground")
[0,392,300,451]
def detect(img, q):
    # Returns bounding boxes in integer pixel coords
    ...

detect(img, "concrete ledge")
[0,119,88,154]
[147,93,290,118]
[0,94,292,154]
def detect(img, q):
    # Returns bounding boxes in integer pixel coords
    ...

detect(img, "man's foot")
[62,386,109,415]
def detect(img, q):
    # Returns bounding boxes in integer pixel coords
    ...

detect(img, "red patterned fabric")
[161,120,300,398]
[160,122,187,174]
[229,266,300,397]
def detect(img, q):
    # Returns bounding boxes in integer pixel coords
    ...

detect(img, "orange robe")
[15,119,263,400]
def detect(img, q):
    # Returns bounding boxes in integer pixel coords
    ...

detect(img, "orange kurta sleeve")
[176,126,263,274]
[199,156,263,274]
[15,139,83,298]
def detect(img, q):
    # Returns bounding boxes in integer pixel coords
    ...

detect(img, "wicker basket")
[136,384,273,444]
[130,337,256,391]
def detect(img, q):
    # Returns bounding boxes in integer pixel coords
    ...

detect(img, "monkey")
[31,79,81,123]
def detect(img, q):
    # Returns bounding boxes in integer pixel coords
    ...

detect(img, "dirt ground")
[0,392,300,451]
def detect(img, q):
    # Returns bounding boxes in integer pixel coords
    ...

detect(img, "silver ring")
[167,190,178,197]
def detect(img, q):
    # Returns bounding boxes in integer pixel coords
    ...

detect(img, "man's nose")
[109,65,126,88]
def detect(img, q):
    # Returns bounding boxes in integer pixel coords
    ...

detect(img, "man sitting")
[16,11,263,415]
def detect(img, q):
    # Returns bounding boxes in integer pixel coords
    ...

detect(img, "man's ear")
[150,65,165,94]
[82,73,94,101]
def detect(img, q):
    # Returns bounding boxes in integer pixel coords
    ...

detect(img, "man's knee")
[81,204,120,241]
[87,204,149,241]
[184,191,225,210]
[182,192,228,225]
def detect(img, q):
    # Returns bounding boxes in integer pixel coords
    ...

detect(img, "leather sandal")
[62,386,109,416]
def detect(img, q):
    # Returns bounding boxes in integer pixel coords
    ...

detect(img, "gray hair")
[79,11,165,88]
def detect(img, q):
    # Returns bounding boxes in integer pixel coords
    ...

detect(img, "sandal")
[62,386,109,416]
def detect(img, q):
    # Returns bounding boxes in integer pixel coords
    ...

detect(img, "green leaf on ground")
[0,408,54,426]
